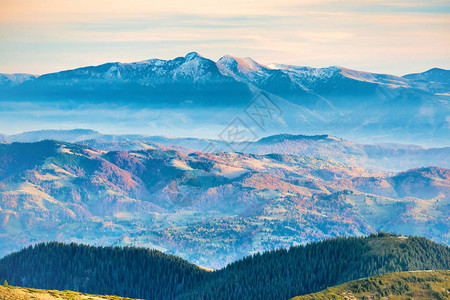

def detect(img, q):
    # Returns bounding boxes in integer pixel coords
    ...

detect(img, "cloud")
[2,0,448,22]
[0,0,448,75]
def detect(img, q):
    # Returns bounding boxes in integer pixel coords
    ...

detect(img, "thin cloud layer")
[0,0,449,74]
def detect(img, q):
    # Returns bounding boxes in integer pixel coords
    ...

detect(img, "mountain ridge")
[1,52,448,145]
[2,53,446,82]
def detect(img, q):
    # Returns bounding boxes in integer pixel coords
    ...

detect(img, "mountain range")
[0,139,448,268]
[1,52,449,296]
[1,52,449,146]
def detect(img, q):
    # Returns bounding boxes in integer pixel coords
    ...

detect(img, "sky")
[0,0,449,75]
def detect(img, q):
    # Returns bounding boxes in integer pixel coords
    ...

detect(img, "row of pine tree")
[0,233,448,300]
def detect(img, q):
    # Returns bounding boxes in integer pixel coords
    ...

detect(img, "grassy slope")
[2,271,448,300]
[292,270,450,300]
[0,284,141,300]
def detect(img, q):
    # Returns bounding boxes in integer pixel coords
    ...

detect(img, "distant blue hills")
[1,129,448,171]
[1,52,449,146]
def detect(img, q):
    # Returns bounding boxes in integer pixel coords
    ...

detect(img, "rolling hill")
[292,270,450,300]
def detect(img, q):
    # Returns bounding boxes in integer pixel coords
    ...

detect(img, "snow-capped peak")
[217,55,267,74]
[266,63,279,69]
[185,51,203,61]
[0,73,37,87]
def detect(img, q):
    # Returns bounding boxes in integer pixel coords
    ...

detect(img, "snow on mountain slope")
[269,64,410,87]
[4,53,445,95]
[1,52,448,145]
[219,58,425,114]
[268,64,341,80]
[4,52,445,101]
[217,55,271,84]
[35,52,229,84]
[0,73,36,87]
[8,52,252,106]
[338,67,410,87]
[216,55,338,113]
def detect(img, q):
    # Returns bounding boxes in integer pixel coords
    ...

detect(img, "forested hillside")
[0,234,448,300]
[0,242,207,300]
[179,233,450,299]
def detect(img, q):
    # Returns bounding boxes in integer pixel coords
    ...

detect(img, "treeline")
[178,233,450,299]
[0,233,448,300]
[0,242,207,300]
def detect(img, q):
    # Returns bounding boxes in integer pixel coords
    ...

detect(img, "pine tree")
[0,233,448,300]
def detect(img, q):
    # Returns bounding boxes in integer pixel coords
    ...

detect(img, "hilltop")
[292,270,450,300]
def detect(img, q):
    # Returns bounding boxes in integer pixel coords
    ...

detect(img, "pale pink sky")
[1,0,449,75]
